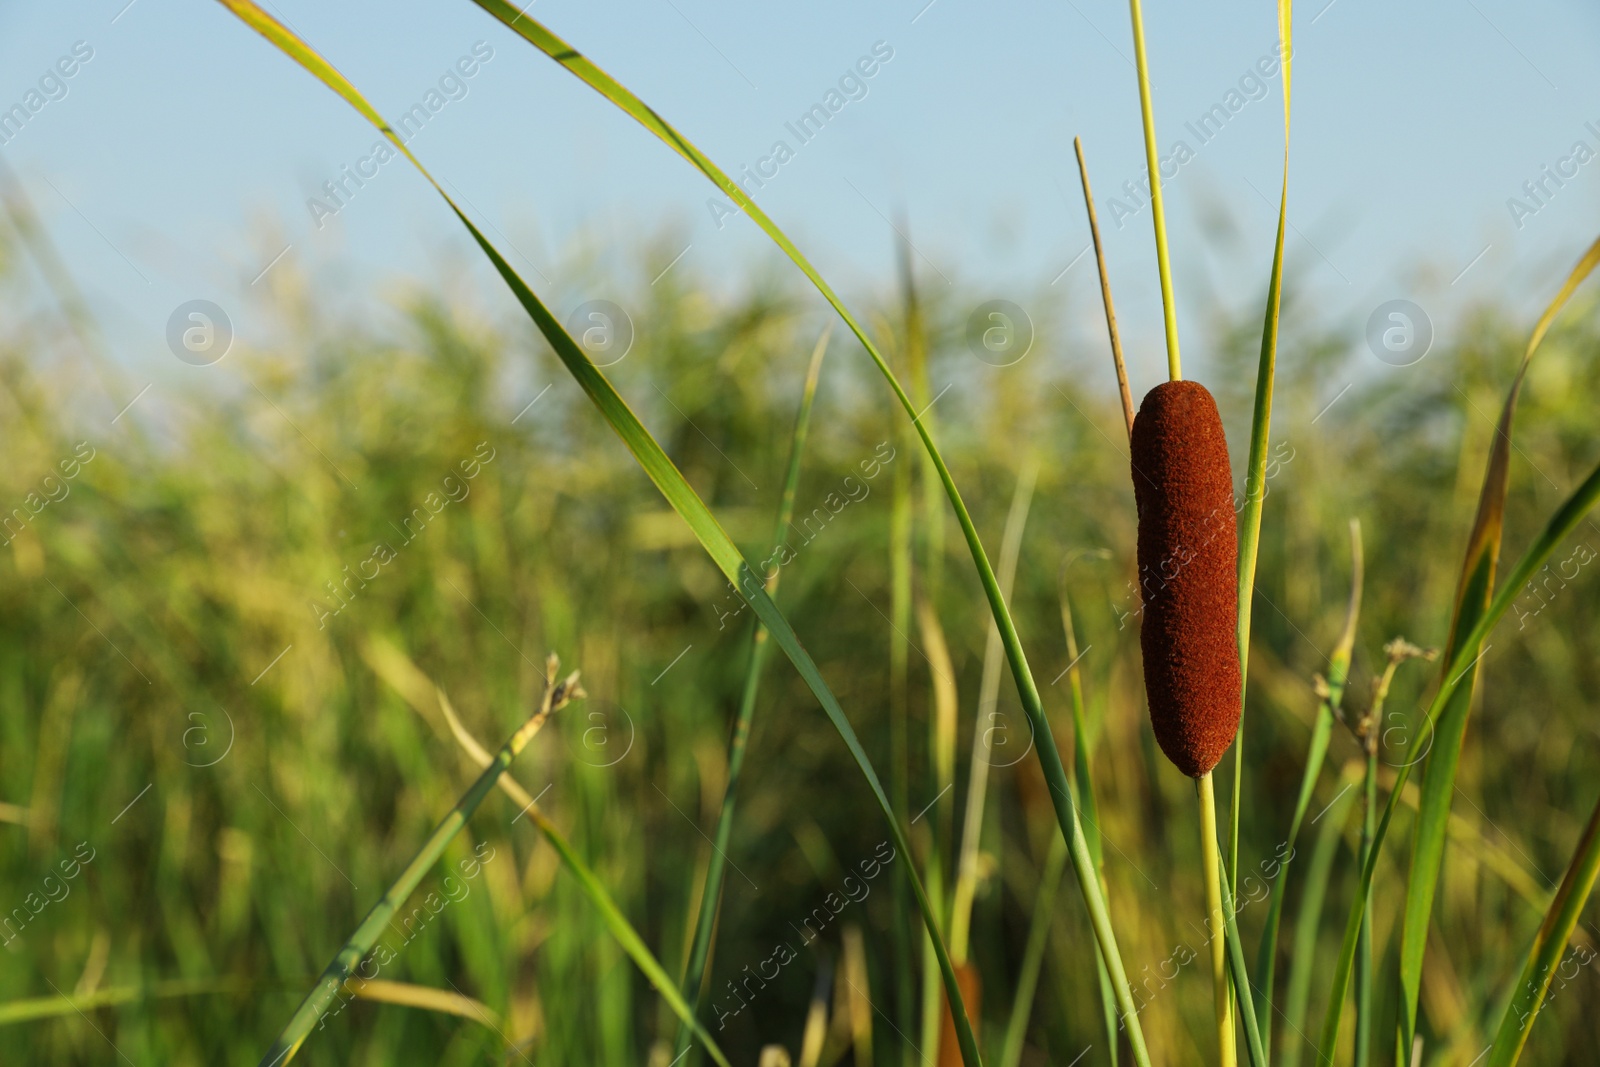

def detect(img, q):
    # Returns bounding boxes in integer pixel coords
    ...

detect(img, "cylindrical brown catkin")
[1130,380,1242,778]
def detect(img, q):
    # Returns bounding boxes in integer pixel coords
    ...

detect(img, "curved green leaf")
[213,2,979,1062]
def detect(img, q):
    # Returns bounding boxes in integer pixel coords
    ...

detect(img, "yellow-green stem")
[1127,0,1181,381]
[1200,772,1237,1067]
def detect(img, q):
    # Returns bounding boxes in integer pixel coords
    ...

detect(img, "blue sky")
[2,0,1598,397]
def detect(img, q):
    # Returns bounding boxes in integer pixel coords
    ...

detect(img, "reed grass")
[1125,0,1182,382]
[0,2,1594,1063]
[1071,137,1134,438]
[1198,773,1238,1067]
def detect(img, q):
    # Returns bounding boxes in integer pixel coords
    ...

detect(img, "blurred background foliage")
[0,216,1596,1065]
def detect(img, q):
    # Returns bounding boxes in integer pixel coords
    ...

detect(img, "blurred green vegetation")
[0,225,1597,1065]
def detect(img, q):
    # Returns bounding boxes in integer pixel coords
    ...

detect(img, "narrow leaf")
[255,674,576,1066]
[1233,0,1295,897]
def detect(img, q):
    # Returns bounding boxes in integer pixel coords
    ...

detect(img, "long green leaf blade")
[1280,761,1362,1067]
[256,692,578,1066]
[1233,0,1294,899]
[215,4,982,1062]
[424,679,734,1067]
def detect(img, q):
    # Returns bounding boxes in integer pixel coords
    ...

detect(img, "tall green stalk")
[1280,762,1361,1067]
[999,835,1066,1067]
[1206,776,1270,1067]
[951,459,1040,960]
[1125,0,1182,381]
[673,329,829,1058]
[888,333,917,1067]
[1200,773,1238,1067]
[1233,0,1295,902]
[1059,552,1121,1064]
[1354,748,1376,1067]
[1352,640,1436,1067]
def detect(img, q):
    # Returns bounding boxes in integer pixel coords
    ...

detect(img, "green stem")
[1354,748,1376,1067]
[1125,0,1181,381]
[1200,773,1237,1067]
[1060,555,1120,1066]
[889,367,916,1067]
[1231,0,1294,933]
[1280,765,1360,1067]
[1212,802,1272,1067]
[258,695,597,1067]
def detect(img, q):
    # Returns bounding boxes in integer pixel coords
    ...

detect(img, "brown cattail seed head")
[1130,380,1242,777]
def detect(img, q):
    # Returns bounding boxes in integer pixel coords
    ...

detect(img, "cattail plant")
[1122,1,1264,1063]
[1130,379,1244,1066]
